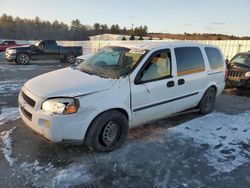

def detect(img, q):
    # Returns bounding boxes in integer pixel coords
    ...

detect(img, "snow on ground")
[18,160,55,185]
[24,111,250,187]
[0,63,59,73]
[0,127,16,166]
[51,164,92,188]
[0,80,26,96]
[0,107,20,126]
[0,64,39,72]
[168,110,250,173]
[20,160,55,174]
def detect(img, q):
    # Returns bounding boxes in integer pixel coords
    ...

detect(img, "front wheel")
[85,110,128,152]
[16,53,30,65]
[198,87,216,115]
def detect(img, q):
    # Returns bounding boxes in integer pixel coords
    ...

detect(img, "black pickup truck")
[5,40,82,65]
[226,52,250,88]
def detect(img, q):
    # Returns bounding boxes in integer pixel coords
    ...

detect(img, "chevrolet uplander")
[19,43,226,151]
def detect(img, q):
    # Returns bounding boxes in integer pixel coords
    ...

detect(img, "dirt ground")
[0,53,250,188]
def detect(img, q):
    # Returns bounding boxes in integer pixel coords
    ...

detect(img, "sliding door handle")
[178,79,185,85]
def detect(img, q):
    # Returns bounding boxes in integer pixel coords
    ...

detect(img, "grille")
[21,107,32,121]
[227,70,243,78]
[22,92,36,107]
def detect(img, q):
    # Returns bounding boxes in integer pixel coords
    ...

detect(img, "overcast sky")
[0,0,250,36]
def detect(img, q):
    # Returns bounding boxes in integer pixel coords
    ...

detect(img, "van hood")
[24,67,116,98]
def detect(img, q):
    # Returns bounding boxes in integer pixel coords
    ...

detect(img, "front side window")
[205,47,224,69]
[175,47,205,76]
[140,50,171,82]
[9,41,15,45]
[77,46,147,79]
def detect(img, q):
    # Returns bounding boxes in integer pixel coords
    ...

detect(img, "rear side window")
[175,47,205,76]
[205,47,224,69]
[44,40,57,47]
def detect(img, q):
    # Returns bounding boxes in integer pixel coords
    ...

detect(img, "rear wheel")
[65,54,76,64]
[16,53,30,65]
[199,87,216,115]
[85,110,128,152]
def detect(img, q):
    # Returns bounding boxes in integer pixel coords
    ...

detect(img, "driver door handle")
[167,81,175,88]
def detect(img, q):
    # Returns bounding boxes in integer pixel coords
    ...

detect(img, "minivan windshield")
[76,46,147,79]
[230,54,250,67]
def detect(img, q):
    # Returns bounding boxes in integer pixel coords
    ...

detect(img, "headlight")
[7,49,16,54]
[245,72,250,77]
[42,98,79,115]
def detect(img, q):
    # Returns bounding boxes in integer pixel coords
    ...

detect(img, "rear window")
[205,47,224,69]
[175,47,205,76]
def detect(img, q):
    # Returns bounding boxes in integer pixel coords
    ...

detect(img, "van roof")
[112,42,218,51]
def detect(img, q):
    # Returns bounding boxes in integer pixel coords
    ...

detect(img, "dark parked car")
[226,52,250,88]
[5,40,82,65]
[0,40,28,52]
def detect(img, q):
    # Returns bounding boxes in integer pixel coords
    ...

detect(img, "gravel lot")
[0,52,250,188]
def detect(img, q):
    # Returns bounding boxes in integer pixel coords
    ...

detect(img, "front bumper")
[5,52,16,62]
[226,79,250,88]
[18,86,89,143]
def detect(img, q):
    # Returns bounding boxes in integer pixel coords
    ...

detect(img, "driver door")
[30,42,47,60]
[130,49,176,126]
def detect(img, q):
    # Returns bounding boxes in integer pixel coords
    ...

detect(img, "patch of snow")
[168,111,250,173]
[0,107,20,126]
[51,164,92,188]
[20,160,55,174]
[18,160,55,186]
[0,80,25,95]
[0,64,39,72]
[0,127,16,166]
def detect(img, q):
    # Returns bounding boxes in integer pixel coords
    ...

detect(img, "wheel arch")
[84,108,129,141]
[16,52,31,58]
[209,85,217,94]
[205,83,218,95]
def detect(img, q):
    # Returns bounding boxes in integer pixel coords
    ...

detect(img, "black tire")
[199,87,216,115]
[59,58,65,63]
[16,53,30,65]
[85,110,128,152]
[65,54,76,64]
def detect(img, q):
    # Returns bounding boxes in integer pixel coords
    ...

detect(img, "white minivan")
[19,42,226,151]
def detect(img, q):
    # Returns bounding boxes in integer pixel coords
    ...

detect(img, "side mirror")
[134,73,144,85]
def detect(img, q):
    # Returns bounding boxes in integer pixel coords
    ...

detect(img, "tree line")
[0,14,148,40]
[149,32,250,41]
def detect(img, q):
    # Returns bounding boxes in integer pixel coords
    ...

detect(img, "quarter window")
[205,47,224,69]
[175,47,205,76]
[140,50,171,82]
